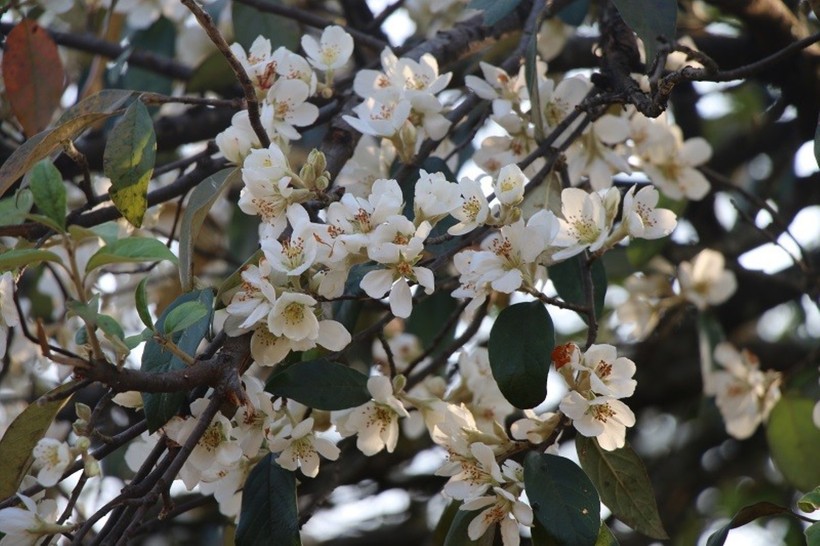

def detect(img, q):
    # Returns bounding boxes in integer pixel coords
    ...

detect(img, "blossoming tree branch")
[0,0,818,544]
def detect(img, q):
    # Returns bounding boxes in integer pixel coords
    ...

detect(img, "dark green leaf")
[232,0,299,51]
[549,256,606,322]
[575,436,668,539]
[524,452,600,546]
[103,99,156,228]
[0,248,61,271]
[610,0,677,69]
[135,277,154,330]
[163,301,209,334]
[798,487,820,513]
[468,0,523,26]
[531,521,560,545]
[142,289,214,431]
[86,237,178,273]
[766,394,820,491]
[179,168,240,291]
[265,359,371,410]
[443,507,493,546]
[117,18,176,95]
[405,289,459,356]
[27,160,66,230]
[187,49,235,95]
[488,301,553,409]
[0,381,79,498]
[807,521,820,546]
[236,453,301,546]
[706,502,791,546]
[557,0,590,26]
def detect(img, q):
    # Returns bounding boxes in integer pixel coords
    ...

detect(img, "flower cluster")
[217,27,354,164]
[708,343,781,439]
[344,47,452,162]
[547,342,638,451]
[466,59,714,200]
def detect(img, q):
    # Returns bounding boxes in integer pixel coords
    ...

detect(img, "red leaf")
[2,20,65,136]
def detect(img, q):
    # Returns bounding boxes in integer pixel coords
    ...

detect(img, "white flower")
[225,260,278,332]
[360,217,434,318]
[164,398,243,474]
[215,110,261,165]
[642,130,712,200]
[266,79,319,140]
[268,417,340,477]
[677,249,737,310]
[462,486,533,546]
[440,442,504,500]
[578,344,637,399]
[559,391,635,451]
[510,410,560,444]
[0,272,20,357]
[260,207,319,276]
[334,375,410,455]
[449,177,490,235]
[32,438,72,487]
[493,164,527,206]
[343,94,413,138]
[552,188,612,260]
[301,25,354,71]
[621,185,677,239]
[0,495,68,545]
[711,343,782,440]
[413,170,461,225]
[566,113,632,191]
[268,292,320,342]
[229,37,290,98]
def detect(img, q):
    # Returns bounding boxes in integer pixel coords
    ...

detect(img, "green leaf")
[549,256,606,322]
[468,0,523,26]
[103,99,157,228]
[97,314,125,340]
[0,89,134,197]
[531,521,561,546]
[236,453,301,546]
[85,237,178,273]
[187,49,235,95]
[488,301,554,409]
[25,212,65,234]
[442,507,493,546]
[0,248,61,271]
[807,521,820,546]
[265,359,371,411]
[179,167,240,291]
[557,0,590,26]
[405,289,458,356]
[124,328,153,350]
[141,289,214,432]
[232,0,299,52]
[524,452,600,546]
[117,17,176,95]
[595,523,620,546]
[0,188,33,226]
[0,381,79,498]
[798,487,820,513]
[526,22,544,141]
[766,394,820,491]
[575,436,668,540]
[706,502,791,546]
[610,0,677,69]
[27,160,66,231]
[163,300,209,334]
[135,277,154,330]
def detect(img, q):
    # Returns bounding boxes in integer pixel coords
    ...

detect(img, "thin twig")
[180,0,271,148]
